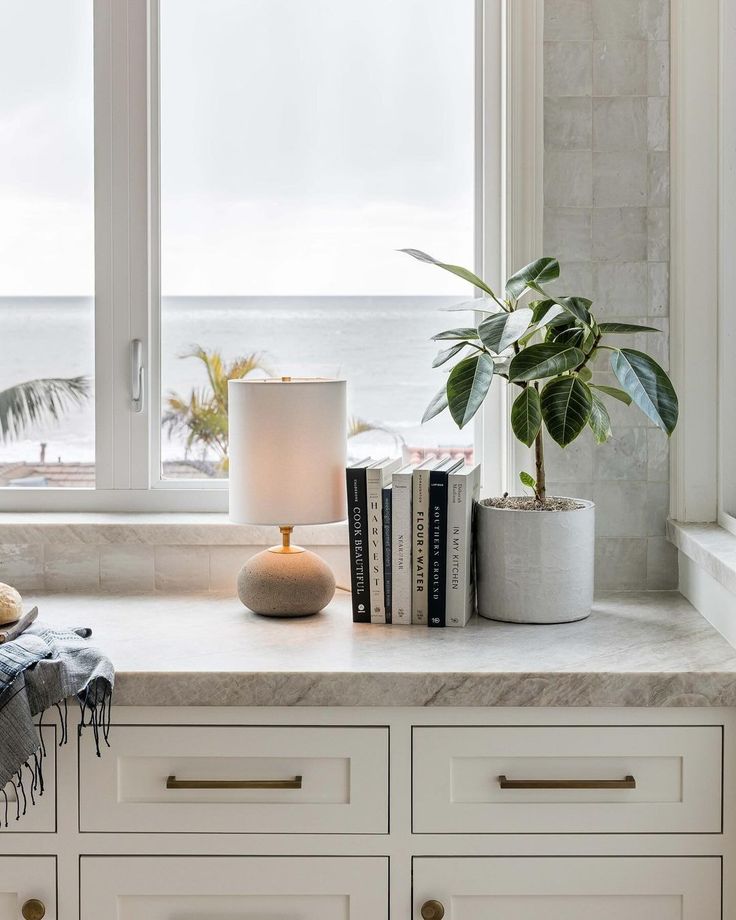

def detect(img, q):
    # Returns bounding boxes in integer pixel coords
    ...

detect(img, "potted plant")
[402,251,678,624]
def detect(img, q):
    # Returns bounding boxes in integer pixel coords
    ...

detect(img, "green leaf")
[550,295,593,325]
[588,392,612,443]
[511,386,542,447]
[531,299,565,328]
[590,384,632,405]
[508,343,585,382]
[506,257,560,299]
[439,297,499,313]
[478,308,533,353]
[421,385,449,423]
[519,471,536,490]
[432,327,480,341]
[578,367,593,382]
[541,376,593,447]
[446,354,494,428]
[550,324,586,348]
[610,348,679,434]
[598,322,661,334]
[432,343,466,368]
[399,249,497,298]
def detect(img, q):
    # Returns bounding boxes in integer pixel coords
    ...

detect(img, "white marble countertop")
[23,589,736,708]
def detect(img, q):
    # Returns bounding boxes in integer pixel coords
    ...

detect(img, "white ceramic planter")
[475,498,595,624]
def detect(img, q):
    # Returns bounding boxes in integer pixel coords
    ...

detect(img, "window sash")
[0,0,511,513]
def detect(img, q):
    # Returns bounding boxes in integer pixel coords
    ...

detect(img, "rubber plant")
[402,251,679,503]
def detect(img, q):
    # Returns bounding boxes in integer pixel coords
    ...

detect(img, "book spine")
[412,469,430,625]
[366,468,386,623]
[428,469,449,627]
[445,475,467,627]
[391,473,412,624]
[382,485,392,624]
[345,468,371,622]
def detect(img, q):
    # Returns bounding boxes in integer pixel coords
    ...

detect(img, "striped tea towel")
[0,622,113,826]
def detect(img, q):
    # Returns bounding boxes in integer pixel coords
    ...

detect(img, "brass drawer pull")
[166,774,302,790]
[498,774,636,790]
[421,900,445,920]
[21,900,46,920]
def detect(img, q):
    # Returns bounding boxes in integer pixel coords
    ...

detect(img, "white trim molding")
[669,0,720,523]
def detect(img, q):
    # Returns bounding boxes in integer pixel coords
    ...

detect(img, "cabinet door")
[0,857,56,920]
[81,856,387,920]
[413,857,720,920]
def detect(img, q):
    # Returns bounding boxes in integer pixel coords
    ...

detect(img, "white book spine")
[391,471,413,625]
[412,468,431,625]
[366,467,386,623]
[446,465,481,627]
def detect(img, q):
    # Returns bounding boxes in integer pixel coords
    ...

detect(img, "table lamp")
[228,377,347,616]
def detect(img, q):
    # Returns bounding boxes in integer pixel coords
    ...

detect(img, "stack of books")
[346,457,481,627]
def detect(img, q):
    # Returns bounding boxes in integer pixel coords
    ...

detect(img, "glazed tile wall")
[543,0,675,588]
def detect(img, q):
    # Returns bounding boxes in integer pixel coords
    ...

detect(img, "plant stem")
[534,383,546,502]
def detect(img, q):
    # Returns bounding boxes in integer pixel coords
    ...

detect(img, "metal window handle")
[166,774,302,790]
[21,900,46,920]
[498,774,636,790]
[131,338,144,413]
[421,900,445,920]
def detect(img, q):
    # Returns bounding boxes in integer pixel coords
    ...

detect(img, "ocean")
[0,296,472,467]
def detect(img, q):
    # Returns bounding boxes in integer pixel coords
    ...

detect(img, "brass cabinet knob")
[21,900,46,920]
[421,900,445,920]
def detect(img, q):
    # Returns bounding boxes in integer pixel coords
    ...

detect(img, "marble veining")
[24,589,736,708]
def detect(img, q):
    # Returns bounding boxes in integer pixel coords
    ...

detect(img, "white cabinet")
[413,857,721,919]
[79,724,389,833]
[413,725,723,833]
[0,857,55,920]
[80,856,388,920]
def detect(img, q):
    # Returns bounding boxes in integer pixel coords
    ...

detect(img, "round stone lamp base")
[237,545,336,617]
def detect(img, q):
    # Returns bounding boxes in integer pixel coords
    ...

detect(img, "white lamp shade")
[228,378,347,525]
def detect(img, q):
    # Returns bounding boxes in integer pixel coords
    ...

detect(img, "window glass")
[0,1,94,487]
[160,0,476,479]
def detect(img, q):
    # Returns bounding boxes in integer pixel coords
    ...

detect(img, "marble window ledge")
[667,519,736,596]
[0,513,349,546]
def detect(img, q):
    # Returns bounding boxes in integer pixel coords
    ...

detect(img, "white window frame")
[0,0,542,514]
[670,0,735,535]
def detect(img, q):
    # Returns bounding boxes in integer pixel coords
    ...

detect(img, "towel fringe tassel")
[1,686,112,829]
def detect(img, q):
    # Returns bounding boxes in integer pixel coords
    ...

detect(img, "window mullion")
[94,0,151,492]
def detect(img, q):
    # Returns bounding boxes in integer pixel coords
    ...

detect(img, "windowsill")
[0,513,349,546]
[667,520,736,596]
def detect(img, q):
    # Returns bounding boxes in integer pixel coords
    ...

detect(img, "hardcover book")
[382,483,392,624]
[345,458,374,623]
[390,463,417,625]
[411,457,444,625]
[446,463,481,627]
[428,457,464,627]
[366,457,401,623]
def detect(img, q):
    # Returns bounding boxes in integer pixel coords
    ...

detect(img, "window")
[158,0,476,480]
[719,0,736,535]
[0,0,505,511]
[0,1,94,488]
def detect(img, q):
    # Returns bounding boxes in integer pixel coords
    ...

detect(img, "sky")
[0,0,475,297]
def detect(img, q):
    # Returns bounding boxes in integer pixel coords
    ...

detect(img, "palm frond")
[0,376,91,441]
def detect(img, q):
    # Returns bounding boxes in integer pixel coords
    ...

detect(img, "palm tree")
[162,347,271,471]
[0,376,90,442]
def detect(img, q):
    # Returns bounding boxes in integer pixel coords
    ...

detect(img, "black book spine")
[346,467,371,622]
[382,485,392,624]
[428,469,448,627]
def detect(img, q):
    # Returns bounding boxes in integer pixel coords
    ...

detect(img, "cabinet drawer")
[3,727,56,833]
[413,856,720,919]
[81,856,388,920]
[0,856,56,920]
[412,725,722,833]
[79,724,388,833]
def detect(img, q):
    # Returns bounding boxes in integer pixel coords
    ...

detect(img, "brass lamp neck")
[269,525,305,555]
